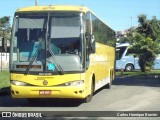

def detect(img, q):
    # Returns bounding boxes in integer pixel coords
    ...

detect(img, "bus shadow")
[0,97,83,107]
[0,87,10,96]
[27,98,83,107]
[113,75,160,87]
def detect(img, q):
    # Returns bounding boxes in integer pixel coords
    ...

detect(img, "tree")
[0,16,10,28]
[0,16,11,41]
[128,15,160,72]
[137,15,160,41]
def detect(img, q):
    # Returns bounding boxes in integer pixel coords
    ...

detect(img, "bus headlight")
[11,80,29,86]
[60,80,84,86]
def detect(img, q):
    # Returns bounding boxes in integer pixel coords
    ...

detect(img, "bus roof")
[15,5,114,32]
[16,5,90,13]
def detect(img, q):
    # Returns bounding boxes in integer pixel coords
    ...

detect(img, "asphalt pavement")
[0,75,160,119]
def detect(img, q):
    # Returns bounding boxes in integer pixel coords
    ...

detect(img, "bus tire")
[106,82,111,89]
[125,64,134,71]
[83,80,94,103]
[106,70,112,89]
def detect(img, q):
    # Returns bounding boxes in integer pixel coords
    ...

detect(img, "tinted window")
[91,14,115,47]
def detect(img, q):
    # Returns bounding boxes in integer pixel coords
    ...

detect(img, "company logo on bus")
[43,80,48,86]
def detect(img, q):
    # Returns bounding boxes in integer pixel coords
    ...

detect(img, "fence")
[0,52,9,71]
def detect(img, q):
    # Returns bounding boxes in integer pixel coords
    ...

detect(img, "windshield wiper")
[47,48,64,75]
[25,47,41,74]
[45,13,64,75]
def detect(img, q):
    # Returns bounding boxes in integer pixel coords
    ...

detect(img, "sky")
[0,0,160,31]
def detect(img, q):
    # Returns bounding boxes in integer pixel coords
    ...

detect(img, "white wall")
[0,53,9,69]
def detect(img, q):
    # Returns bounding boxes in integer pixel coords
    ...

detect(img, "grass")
[116,70,160,77]
[0,70,10,89]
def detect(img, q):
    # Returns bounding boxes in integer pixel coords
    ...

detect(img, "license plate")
[39,90,51,95]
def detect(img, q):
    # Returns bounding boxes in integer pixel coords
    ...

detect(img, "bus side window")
[116,52,120,60]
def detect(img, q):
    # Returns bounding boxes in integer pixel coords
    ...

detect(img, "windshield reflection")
[10,12,83,73]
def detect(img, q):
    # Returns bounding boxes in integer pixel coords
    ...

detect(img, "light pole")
[35,0,38,6]
[130,16,132,27]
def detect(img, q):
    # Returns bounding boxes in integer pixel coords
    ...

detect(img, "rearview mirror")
[85,33,95,53]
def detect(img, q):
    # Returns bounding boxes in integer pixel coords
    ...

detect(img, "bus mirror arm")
[85,33,96,53]
[90,35,95,53]
[85,32,91,47]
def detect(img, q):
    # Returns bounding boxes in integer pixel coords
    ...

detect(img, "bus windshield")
[10,12,83,73]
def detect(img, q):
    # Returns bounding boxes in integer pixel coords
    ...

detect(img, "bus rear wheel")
[106,70,113,89]
[106,80,112,89]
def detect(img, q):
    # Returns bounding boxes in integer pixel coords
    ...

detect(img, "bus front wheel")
[83,80,94,103]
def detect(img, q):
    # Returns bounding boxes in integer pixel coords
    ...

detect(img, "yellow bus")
[9,5,116,103]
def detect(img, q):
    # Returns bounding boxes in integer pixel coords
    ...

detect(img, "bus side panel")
[86,42,115,92]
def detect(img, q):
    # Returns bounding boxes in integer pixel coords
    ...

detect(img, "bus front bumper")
[11,84,86,99]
